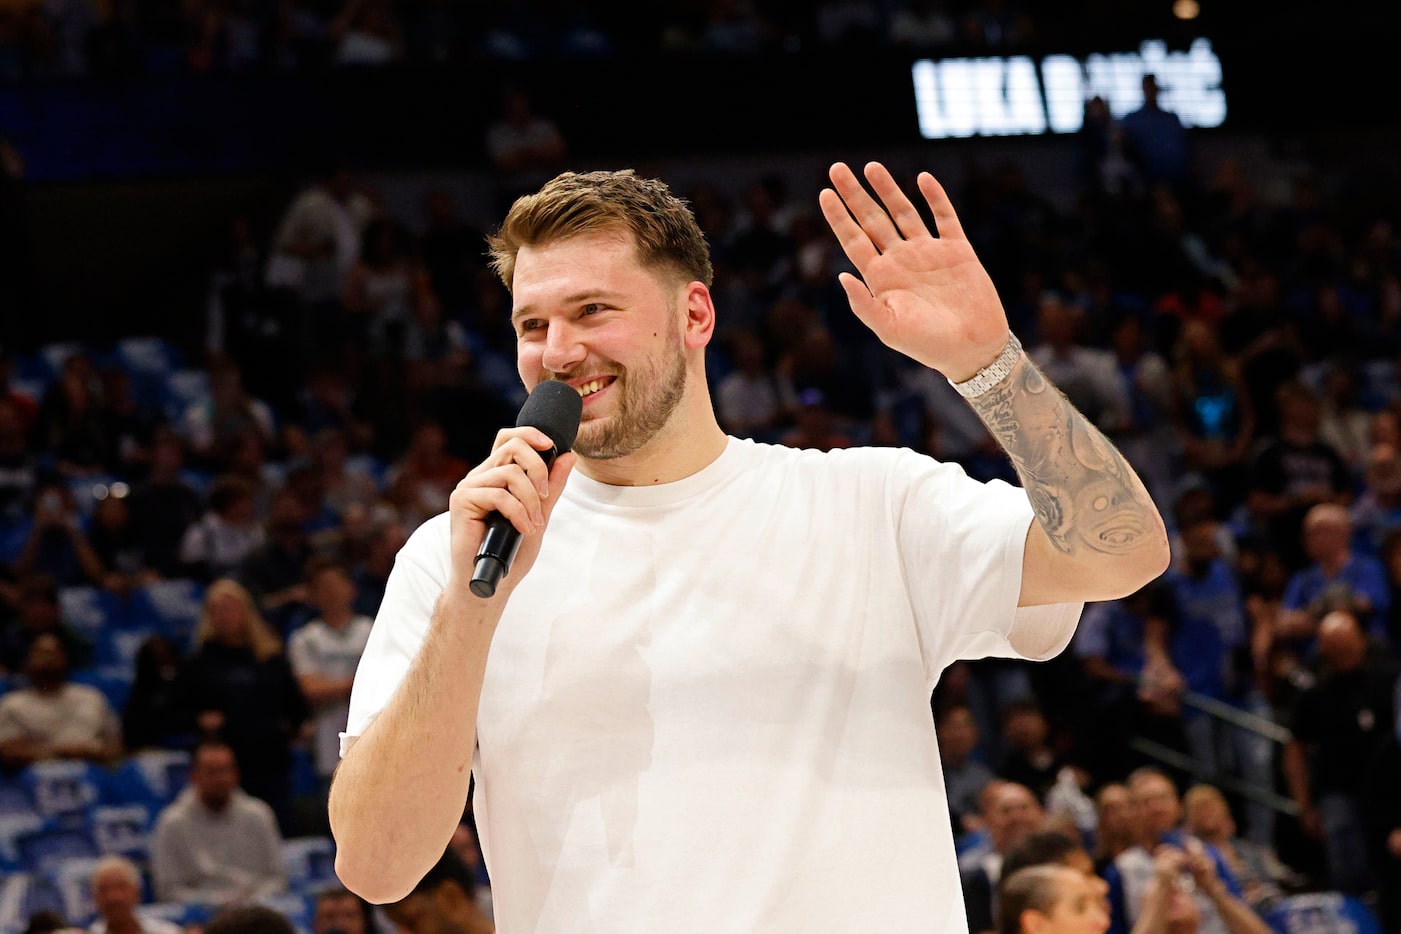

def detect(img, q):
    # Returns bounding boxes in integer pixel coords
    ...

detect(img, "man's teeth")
[577,379,608,397]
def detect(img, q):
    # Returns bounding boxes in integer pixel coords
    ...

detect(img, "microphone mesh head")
[516,380,583,454]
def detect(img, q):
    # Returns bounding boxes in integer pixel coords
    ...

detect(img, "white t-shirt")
[287,615,373,776]
[344,438,1082,933]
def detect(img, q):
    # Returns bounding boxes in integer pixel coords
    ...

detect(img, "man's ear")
[682,282,716,351]
[1021,908,1050,934]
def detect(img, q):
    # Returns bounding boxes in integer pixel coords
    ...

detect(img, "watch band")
[948,332,1023,399]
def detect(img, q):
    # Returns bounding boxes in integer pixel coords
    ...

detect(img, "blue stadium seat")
[58,586,129,642]
[102,759,166,811]
[0,774,34,817]
[124,749,192,807]
[0,873,64,934]
[160,369,210,422]
[16,819,99,873]
[18,760,106,820]
[42,855,102,927]
[130,579,206,645]
[70,664,136,714]
[0,811,45,872]
[1263,892,1381,934]
[281,836,337,891]
[89,802,155,864]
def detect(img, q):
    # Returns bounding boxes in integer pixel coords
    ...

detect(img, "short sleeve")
[340,514,451,757]
[889,451,1083,675]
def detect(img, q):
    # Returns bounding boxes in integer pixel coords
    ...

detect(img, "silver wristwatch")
[948,332,1023,399]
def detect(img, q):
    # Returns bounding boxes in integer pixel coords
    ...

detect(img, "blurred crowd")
[0,0,1055,83]
[3,53,1401,934]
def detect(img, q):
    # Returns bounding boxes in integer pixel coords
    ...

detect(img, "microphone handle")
[468,445,558,598]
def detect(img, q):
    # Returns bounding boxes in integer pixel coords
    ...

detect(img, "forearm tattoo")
[968,355,1158,557]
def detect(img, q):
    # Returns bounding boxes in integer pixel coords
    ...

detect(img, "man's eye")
[582,303,602,315]
[519,320,544,333]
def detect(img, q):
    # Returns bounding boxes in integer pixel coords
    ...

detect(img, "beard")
[571,329,688,461]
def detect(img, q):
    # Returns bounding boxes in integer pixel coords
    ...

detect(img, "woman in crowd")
[174,578,308,826]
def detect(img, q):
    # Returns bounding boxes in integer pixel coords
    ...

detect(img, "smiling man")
[329,166,1169,932]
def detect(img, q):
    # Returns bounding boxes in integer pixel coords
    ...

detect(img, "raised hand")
[818,161,1009,382]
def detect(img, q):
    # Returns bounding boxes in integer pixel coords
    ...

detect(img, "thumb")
[837,271,879,323]
[540,452,576,524]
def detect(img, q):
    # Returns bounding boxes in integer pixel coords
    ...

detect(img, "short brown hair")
[487,169,713,291]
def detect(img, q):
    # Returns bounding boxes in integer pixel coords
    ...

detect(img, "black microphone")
[469,380,583,598]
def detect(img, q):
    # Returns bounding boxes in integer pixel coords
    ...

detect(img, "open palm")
[818,161,1010,381]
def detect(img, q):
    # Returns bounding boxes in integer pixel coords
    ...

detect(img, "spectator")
[178,474,265,582]
[203,906,295,934]
[88,854,184,934]
[1283,608,1397,895]
[715,328,787,440]
[0,632,121,768]
[125,430,203,578]
[175,579,309,822]
[779,388,853,451]
[312,427,379,520]
[236,488,315,635]
[311,888,373,934]
[342,218,438,360]
[996,699,1065,801]
[1181,784,1297,912]
[179,356,276,469]
[1105,768,1260,934]
[1110,314,1177,512]
[1073,585,1187,781]
[30,352,112,476]
[484,86,567,210]
[938,703,996,835]
[1161,514,1253,784]
[1278,503,1390,641]
[0,396,39,530]
[121,633,188,752]
[1027,292,1130,436]
[11,480,106,587]
[1244,379,1351,571]
[997,863,1110,934]
[150,740,288,905]
[0,573,91,674]
[1349,441,1401,560]
[1169,320,1255,512]
[349,515,405,617]
[264,166,375,315]
[1093,783,1138,874]
[1127,843,1272,934]
[962,781,1048,934]
[1119,74,1191,195]
[88,492,157,594]
[331,0,403,66]
[382,421,467,525]
[287,558,372,816]
[382,845,493,934]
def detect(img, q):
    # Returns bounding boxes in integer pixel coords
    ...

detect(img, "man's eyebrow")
[511,290,621,324]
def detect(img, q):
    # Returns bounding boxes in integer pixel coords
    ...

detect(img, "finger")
[917,171,966,241]
[828,161,902,253]
[492,426,556,456]
[456,464,544,526]
[818,188,880,271]
[539,452,575,518]
[474,437,552,495]
[836,271,879,324]
[466,487,537,536]
[864,162,932,242]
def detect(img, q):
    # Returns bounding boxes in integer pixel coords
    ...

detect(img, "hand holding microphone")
[448,380,582,599]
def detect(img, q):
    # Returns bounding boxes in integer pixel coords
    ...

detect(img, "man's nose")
[542,321,586,374]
